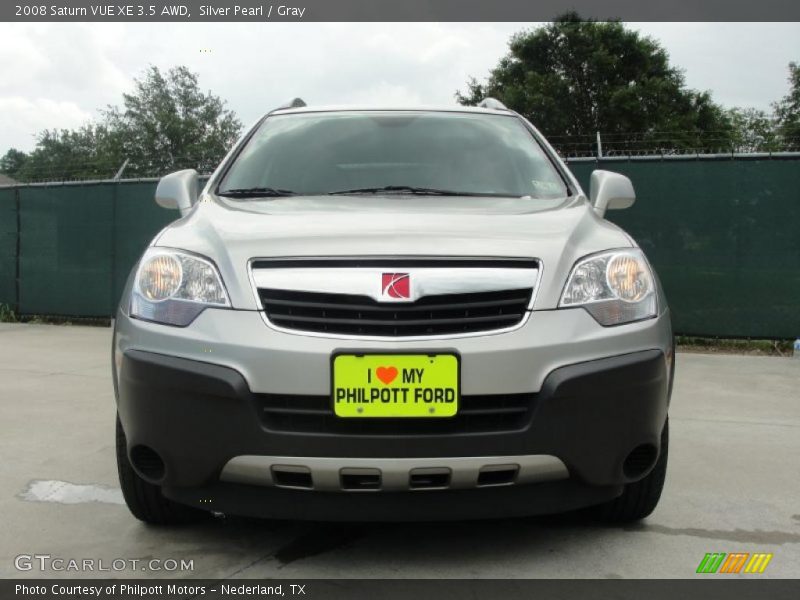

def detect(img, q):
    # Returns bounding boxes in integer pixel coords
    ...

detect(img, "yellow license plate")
[332,353,459,418]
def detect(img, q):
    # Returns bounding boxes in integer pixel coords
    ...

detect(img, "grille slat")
[258,287,533,337]
[261,406,330,416]
[263,296,530,313]
[258,394,535,435]
[268,312,523,327]
[456,406,528,416]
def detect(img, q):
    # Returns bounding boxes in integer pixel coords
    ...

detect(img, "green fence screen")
[569,158,800,338]
[0,187,16,309]
[1,157,799,338]
[2,181,172,318]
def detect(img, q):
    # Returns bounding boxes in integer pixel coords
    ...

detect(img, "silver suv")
[113,99,673,524]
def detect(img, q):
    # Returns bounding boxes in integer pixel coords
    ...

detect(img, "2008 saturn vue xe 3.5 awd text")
[112,98,674,524]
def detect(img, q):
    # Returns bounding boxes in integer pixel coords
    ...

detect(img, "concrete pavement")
[0,323,798,579]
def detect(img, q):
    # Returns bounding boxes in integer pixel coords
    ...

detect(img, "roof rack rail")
[271,97,307,113]
[477,97,508,110]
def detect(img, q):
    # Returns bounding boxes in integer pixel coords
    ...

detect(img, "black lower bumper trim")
[117,347,670,512]
[163,479,623,522]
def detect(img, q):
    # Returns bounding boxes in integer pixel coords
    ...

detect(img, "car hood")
[154,194,633,310]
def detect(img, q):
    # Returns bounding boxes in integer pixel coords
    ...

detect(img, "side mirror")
[155,169,199,216]
[589,170,636,218]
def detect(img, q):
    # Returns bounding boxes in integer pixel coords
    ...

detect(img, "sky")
[0,22,798,153]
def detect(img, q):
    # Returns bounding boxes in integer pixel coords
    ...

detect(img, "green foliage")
[676,336,793,356]
[103,66,242,177]
[772,62,800,146]
[15,125,117,181]
[726,108,780,152]
[0,148,28,179]
[0,304,18,323]
[10,66,242,182]
[457,13,736,152]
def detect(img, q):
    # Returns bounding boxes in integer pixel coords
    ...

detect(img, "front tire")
[598,418,669,523]
[116,416,207,525]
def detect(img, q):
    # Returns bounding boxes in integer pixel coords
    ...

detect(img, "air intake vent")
[257,393,535,435]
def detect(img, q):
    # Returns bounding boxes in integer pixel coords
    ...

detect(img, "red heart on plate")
[376,366,398,385]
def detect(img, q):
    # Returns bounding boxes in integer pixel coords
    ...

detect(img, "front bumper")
[115,330,672,518]
[114,306,672,396]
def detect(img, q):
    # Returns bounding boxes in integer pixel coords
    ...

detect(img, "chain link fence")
[550,132,800,159]
[4,155,218,184]
[6,130,800,183]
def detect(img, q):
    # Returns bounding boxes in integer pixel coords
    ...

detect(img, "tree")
[456,13,735,154]
[15,125,117,181]
[726,108,779,153]
[772,62,800,148]
[103,66,242,176]
[0,148,28,178]
[7,65,242,182]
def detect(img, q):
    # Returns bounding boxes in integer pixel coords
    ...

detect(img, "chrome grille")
[250,258,539,338]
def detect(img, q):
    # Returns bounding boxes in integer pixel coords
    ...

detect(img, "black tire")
[598,418,669,523]
[116,416,207,525]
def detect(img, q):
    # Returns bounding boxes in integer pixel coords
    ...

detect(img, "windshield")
[217,111,569,199]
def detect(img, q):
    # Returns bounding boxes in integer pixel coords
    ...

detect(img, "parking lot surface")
[1,323,798,579]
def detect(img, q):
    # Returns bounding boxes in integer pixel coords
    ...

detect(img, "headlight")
[559,249,657,326]
[131,248,230,326]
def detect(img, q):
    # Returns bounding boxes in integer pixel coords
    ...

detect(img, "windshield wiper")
[327,185,500,197]
[217,187,298,198]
